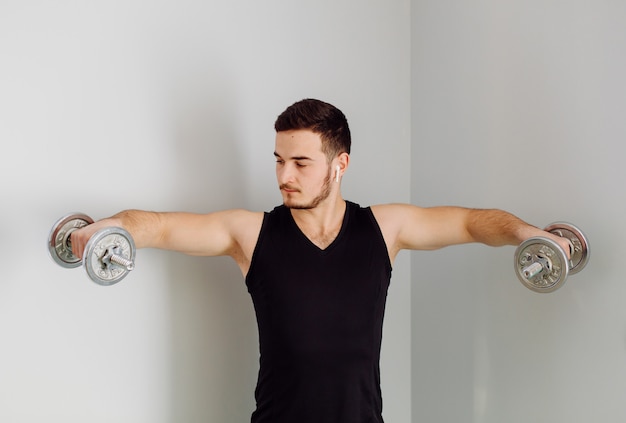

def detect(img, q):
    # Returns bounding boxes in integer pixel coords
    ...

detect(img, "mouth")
[280,184,300,193]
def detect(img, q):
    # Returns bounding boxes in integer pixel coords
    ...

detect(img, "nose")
[277,162,295,185]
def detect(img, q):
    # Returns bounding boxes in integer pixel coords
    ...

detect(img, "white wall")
[412,1,626,422]
[0,1,410,422]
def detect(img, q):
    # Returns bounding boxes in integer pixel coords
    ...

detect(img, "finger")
[71,229,85,260]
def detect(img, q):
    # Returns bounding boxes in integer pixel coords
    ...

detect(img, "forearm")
[109,209,165,249]
[465,209,544,247]
[70,209,164,260]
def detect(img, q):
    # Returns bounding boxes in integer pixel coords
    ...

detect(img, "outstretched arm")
[371,204,570,263]
[70,209,264,274]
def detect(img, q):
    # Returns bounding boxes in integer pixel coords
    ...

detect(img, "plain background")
[411,1,626,422]
[1,0,624,422]
[0,1,411,422]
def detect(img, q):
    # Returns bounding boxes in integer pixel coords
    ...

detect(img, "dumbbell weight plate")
[48,213,94,268]
[514,237,570,293]
[544,222,590,275]
[83,227,136,286]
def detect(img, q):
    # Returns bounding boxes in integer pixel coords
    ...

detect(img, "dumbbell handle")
[102,247,135,271]
[522,258,549,279]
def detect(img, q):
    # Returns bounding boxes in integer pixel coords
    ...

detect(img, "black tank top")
[245,201,392,423]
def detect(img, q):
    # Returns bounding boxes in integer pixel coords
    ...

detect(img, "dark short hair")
[274,99,351,161]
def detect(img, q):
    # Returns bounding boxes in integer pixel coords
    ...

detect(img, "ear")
[335,152,350,173]
[333,152,350,183]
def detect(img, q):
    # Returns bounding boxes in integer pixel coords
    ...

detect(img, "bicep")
[373,204,474,253]
[157,210,261,257]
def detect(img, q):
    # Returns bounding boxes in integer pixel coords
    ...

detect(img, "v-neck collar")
[286,201,351,253]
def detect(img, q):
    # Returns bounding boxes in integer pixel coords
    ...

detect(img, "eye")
[275,159,285,165]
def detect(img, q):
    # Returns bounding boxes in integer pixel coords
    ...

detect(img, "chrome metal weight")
[514,222,590,293]
[48,213,136,286]
[83,227,136,286]
[544,222,590,275]
[515,237,569,293]
[48,213,95,268]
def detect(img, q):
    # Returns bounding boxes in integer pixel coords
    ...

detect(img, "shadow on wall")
[166,255,257,421]
[164,73,259,421]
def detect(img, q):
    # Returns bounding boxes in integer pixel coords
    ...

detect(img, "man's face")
[274,129,333,209]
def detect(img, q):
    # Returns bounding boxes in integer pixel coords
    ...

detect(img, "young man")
[71,99,570,422]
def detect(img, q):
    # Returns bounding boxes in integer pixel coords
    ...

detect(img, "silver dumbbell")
[514,222,590,293]
[48,213,136,286]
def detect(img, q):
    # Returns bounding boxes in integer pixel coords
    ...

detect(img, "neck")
[290,192,345,221]
[289,196,347,249]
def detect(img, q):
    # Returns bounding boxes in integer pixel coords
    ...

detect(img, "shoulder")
[222,209,265,234]
[219,209,266,274]
[366,204,420,259]
[369,203,437,254]
[194,208,265,248]
[370,203,425,225]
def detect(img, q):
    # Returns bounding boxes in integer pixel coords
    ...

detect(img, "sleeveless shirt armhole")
[365,206,393,274]
[244,211,270,289]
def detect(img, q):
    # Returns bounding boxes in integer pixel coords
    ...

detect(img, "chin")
[283,200,311,210]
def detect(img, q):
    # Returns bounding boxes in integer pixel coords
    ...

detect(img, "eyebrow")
[273,152,315,161]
